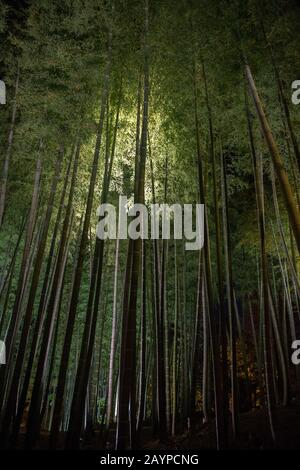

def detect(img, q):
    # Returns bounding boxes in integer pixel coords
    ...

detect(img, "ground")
[15,403,300,450]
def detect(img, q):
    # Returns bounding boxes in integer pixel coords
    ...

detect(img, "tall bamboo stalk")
[0,64,20,226]
[245,64,300,250]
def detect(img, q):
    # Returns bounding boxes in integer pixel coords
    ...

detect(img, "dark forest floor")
[137,404,300,450]
[14,402,300,450]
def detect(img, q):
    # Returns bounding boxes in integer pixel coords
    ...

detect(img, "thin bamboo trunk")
[106,236,120,430]
[245,64,300,250]
[220,150,239,438]
[193,59,224,449]
[246,93,277,439]
[0,155,42,412]
[116,0,149,449]
[0,64,20,226]
[171,241,178,437]
[50,28,112,449]
[25,146,79,448]
[66,81,119,450]
[136,237,147,434]
[10,145,77,445]
[1,149,63,445]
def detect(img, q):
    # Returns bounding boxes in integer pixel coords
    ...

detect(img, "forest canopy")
[0,0,300,451]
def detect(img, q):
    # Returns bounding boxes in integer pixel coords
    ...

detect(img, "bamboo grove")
[0,0,300,450]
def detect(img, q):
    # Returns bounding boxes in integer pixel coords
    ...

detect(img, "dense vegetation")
[0,0,299,450]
